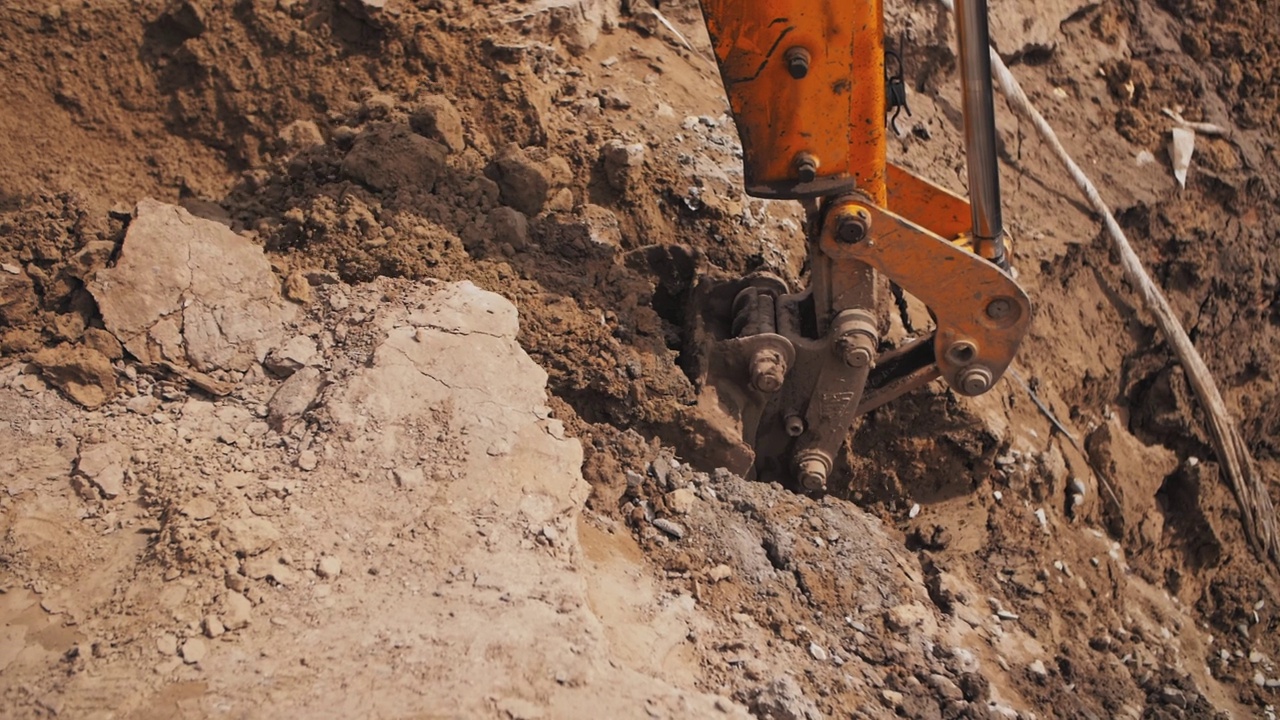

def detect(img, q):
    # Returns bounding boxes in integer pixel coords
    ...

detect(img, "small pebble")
[156,633,178,656]
[203,616,225,639]
[317,556,342,579]
[297,450,318,471]
[808,642,828,662]
[182,497,217,521]
[181,638,207,664]
[541,525,559,545]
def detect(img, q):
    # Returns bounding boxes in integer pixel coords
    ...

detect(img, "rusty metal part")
[750,348,788,393]
[785,46,810,79]
[835,206,872,245]
[699,0,886,200]
[686,0,1028,491]
[683,274,875,488]
[857,337,941,415]
[793,153,819,184]
[959,365,994,395]
[945,340,978,366]
[818,197,1030,393]
[796,451,832,492]
[835,309,878,368]
[784,414,806,437]
[986,297,1014,320]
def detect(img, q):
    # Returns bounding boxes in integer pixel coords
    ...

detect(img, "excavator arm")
[689,0,1031,491]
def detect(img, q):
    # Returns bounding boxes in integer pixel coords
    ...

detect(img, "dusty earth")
[2,0,1279,718]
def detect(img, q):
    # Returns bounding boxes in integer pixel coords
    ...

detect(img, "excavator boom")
[689,0,1031,491]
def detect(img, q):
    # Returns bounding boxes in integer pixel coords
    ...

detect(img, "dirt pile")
[1,0,1279,718]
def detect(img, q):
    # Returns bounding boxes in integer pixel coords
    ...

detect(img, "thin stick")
[1008,368,1124,516]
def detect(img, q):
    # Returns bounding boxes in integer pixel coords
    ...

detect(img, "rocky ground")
[1,0,1279,718]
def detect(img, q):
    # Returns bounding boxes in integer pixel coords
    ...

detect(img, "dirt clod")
[33,343,117,408]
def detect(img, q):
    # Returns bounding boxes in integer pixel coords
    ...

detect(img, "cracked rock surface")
[89,199,294,374]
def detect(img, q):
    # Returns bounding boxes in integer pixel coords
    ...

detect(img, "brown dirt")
[2,0,1279,718]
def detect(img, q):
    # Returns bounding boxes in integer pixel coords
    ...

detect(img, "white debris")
[1170,127,1195,188]
[652,518,685,539]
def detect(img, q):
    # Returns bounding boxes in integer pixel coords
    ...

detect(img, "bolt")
[793,153,818,184]
[986,297,1013,320]
[845,346,873,367]
[945,340,977,366]
[798,458,827,491]
[959,366,994,395]
[837,335,875,368]
[749,349,787,394]
[785,47,810,79]
[784,414,806,437]
[835,209,871,244]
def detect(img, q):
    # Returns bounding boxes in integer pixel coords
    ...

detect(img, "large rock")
[409,95,466,154]
[601,140,645,192]
[89,200,295,374]
[342,123,447,192]
[314,280,752,719]
[487,144,556,216]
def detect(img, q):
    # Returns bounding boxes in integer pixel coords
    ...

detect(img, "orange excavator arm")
[688,0,1032,491]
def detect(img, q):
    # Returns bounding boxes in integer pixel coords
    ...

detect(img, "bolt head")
[843,346,873,368]
[794,155,818,183]
[751,367,784,393]
[785,47,810,79]
[784,415,806,437]
[796,456,829,492]
[836,215,868,244]
[959,366,993,395]
[986,298,1013,320]
[800,471,826,491]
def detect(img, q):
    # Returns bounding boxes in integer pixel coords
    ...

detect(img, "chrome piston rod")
[955,0,1003,247]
